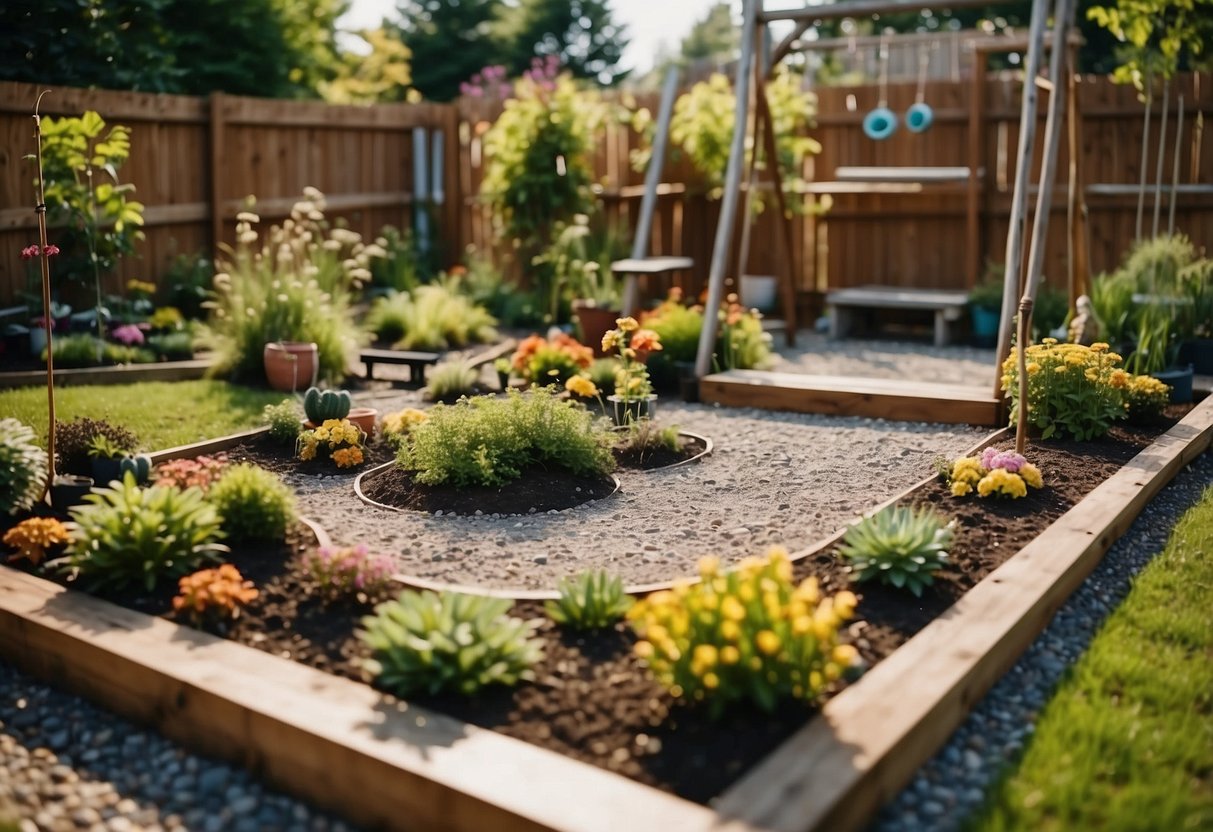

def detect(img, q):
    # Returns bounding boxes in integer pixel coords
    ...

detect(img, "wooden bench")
[826,285,970,347]
[610,256,695,316]
[359,348,440,386]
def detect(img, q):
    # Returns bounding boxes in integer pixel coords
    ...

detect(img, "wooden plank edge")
[0,359,214,390]
[148,426,270,464]
[0,569,717,832]
[711,396,1213,832]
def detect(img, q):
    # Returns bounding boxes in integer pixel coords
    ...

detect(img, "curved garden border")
[1,399,1207,832]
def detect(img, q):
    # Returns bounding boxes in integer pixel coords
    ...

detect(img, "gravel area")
[771,330,997,386]
[869,450,1213,832]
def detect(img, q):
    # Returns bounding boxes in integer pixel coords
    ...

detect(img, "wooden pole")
[695,0,759,378]
[992,0,1050,400]
[31,92,56,504]
[1135,73,1153,241]
[1151,75,1170,239]
[761,0,996,23]
[1065,50,1082,310]
[208,93,225,259]
[1168,94,1184,236]
[1016,0,1075,455]
[966,50,987,288]
[756,76,800,344]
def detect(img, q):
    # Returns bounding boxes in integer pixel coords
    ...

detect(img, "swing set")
[696,0,1086,440]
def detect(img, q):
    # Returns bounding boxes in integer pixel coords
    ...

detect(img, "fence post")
[208,92,225,259]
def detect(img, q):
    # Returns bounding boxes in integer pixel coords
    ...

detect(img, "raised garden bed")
[0,399,1209,831]
[0,357,214,390]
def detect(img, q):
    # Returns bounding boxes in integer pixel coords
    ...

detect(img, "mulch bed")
[359,466,620,515]
[215,432,397,478]
[2,408,1188,806]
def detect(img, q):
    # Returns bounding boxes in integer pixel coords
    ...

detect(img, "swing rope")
[915,42,931,105]
[877,32,890,108]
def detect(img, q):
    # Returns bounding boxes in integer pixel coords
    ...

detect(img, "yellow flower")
[1026,361,1041,375]
[601,330,620,352]
[755,629,781,656]
[564,375,598,398]
[951,480,973,496]
[720,645,740,665]
[635,640,654,659]
[833,590,857,619]
[720,620,741,641]
[721,595,746,621]
[1020,462,1044,489]
[615,316,640,332]
[702,672,720,690]
[698,555,720,578]
[832,644,859,665]
[692,644,718,669]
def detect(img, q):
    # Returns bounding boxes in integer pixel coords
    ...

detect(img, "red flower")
[21,245,39,259]
[44,244,60,256]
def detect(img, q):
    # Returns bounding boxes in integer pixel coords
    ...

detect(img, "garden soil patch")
[359,465,620,515]
[5,411,1185,805]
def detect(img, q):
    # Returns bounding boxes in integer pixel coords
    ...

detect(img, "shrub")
[263,399,303,443]
[617,420,681,458]
[303,544,395,597]
[837,505,955,596]
[1002,340,1127,440]
[398,388,615,488]
[380,408,428,449]
[587,357,621,391]
[359,590,544,696]
[207,464,296,542]
[426,361,479,403]
[3,517,70,566]
[65,474,228,592]
[628,549,859,715]
[545,570,633,630]
[368,226,427,293]
[145,331,194,361]
[153,455,229,493]
[48,334,105,368]
[55,418,138,476]
[365,284,497,350]
[102,343,155,365]
[209,189,369,385]
[1124,373,1171,423]
[944,448,1045,499]
[297,419,364,469]
[0,419,48,516]
[511,332,593,385]
[643,290,774,372]
[172,564,258,625]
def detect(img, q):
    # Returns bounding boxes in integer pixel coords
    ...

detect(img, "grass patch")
[969,485,1213,832]
[0,381,286,451]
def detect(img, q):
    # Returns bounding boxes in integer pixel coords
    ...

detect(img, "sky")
[338,0,719,75]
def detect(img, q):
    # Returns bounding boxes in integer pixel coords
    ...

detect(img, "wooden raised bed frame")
[1,398,1210,832]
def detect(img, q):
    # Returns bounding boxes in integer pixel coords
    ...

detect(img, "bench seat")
[825,285,970,347]
[360,348,440,386]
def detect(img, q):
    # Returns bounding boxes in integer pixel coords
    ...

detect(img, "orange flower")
[512,334,547,371]
[630,329,663,354]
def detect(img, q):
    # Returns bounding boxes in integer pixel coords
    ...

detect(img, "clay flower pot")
[263,341,318,392]
[347,407,378,438]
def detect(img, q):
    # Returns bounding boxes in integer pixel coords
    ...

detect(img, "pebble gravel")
[868,450,1213,832]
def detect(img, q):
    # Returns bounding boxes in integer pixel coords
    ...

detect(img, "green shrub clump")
[359,589,544,696]
[628,549,859,715]
[837,505,955,597]
[263,399,303,443]
[207,463,296,542]
[398,388,614,488]
[1002,340,1127,440]
[65,474,228,592]
[365,283,497,350]
[425,360,479,403]
[0,419,49,516]
[545,570,633,630]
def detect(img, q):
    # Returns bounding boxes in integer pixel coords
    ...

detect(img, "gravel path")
[771,330,997,386]
[869,450,1213,832]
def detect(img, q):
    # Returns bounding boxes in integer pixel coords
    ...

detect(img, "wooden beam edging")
[711,395,1213,832]
[0,358,214,390]
[147,426,270,465]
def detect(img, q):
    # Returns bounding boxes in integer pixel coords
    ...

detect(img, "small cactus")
[303,387,351,424]
[118,453,153,484]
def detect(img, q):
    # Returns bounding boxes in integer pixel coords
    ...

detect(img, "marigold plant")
[946,448,1045,499]
[1123,373,1171,423]
[601,316,662,402]
[296,418,365,468]
[3,517,71,566]
[511,332,593,385]
[627,548,859,716]
[171,564,258,625]
[1002,340,1126,440]
[381,407,428,449]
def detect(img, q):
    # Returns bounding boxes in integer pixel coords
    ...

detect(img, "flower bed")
[1,396,1209,832]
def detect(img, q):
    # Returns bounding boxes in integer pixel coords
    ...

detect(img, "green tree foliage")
[394,0,505,102]
[1088,0,1213,88]
[497,0,629,86]
[320,28,414,103]
[680,2,739,65]
[0,0,346,98]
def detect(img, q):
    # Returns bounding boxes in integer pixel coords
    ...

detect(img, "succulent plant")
[359,590,544,697]
[545,570,633,630]
[118,453,153,484]
[303,386,352,424]
[206,463,296,542]
[65,473,229,593]
[837,505,955,597]
[0,418,48,516]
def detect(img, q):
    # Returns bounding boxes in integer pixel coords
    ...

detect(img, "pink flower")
[111,323,145,346]
[21,245,39,259]
[44,244,60,256]
[981,447,1026,473]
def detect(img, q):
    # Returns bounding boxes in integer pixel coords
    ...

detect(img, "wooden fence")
[1,73,1210,311]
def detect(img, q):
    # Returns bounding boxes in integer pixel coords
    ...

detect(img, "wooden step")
[699,370,1003,426]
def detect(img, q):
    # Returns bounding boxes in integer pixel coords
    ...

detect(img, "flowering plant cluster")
[1002,341,1128,440]
[153,455,229,493]
[297,418,365,468]
[171,564,258,625]
[640,288,773,373]
[511,332,593,385]
[601,317,662,402]
[381,407,428,449]
[627,548,859,715]
[303,544,394,597]
[3,517,71,566]
[946,448,1044,499]
[1123,374,1171,423]
[20,244,61,260]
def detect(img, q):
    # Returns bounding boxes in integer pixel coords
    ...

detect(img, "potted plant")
[968,263,1004,348]
[1127,303,1192,403]
[601,317,662,426]
[87,434,150,485]
[494,357,512,391]
[533,215,623,352]
[264,341,319,393]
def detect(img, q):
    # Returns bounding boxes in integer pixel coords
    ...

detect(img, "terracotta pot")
[347,407,378,438]
[572,302,621,357]
[263,341,318,392]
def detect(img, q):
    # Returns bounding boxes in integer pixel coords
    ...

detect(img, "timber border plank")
[0,400,1208,832]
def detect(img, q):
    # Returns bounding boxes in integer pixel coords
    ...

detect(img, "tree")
[320,28,414,104]
[497,0,629,86]
[680,2,739,66]
[394,0,505,101]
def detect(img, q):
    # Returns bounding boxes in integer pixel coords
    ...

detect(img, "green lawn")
[1,380,287,451]
[970,485,1213,832]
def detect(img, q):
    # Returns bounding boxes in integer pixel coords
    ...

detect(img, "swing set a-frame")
[694,0,1080,443]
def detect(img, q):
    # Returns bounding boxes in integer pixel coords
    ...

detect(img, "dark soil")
[219,432,396,478]
[612,432,708,471]
[4,408,1189,806]
[359,465,619,515]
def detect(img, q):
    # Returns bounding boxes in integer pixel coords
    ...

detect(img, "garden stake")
[1168,95,1184,236]
[1151,75,1170,240]
[31,91,58,503]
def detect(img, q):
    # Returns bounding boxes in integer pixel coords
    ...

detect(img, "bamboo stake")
[1168,95,1184,236]
[1016,0,1076,455]
[31,91,58,504]
[1151,75,1170,239]
[1136,71,1153,241]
